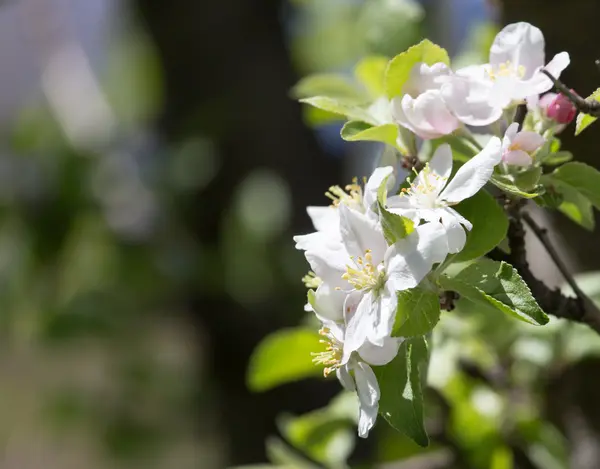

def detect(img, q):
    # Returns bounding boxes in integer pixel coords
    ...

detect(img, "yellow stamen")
[302,271,322,289]
[311,327,343,377]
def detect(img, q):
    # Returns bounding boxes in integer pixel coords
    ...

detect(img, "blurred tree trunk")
[501,3,600,468]
[134,0,342,465]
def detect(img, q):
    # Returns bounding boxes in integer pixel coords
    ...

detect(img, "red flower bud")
[543,92,577,124]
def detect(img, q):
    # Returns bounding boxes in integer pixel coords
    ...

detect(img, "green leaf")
[247,328,323,392]
[439,259,549,326]
[557,183,595,230]
[291,74,367,101]
[549,162,600,210]
[299,97,376,125]
[302,106,343,126]
[373,337,429,447]
[490,174,541,199]
[377,175,415,244]
[433,134,478,162]
[542,151,573,166]
[514,167,542,192]
[453,189,508,263]
[385,40,450,98]
[393,287,440,337]
[341,121,398,146]
[266,437,319,469]
[575,88,600,135]
[354,56,389,98]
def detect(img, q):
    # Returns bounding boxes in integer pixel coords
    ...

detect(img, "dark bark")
[134,0,343,465]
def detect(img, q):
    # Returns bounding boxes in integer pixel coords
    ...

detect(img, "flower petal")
[503,149,533,167]
[336,365,355,391]
[358,336,402,366]
[339,204,386,264]
[503,122,519,148]
[441,76,503,126]
[313,282,346,321]
[512,131,544,152]
[307,206,339,234]
[342,291,373,364]
[364,166,394,215]
[440,136,502,204]
[441,217,467,253]
[368,282,397,345]
[426,144,453,194]
[490,22,544,76]
[354,361,380,438]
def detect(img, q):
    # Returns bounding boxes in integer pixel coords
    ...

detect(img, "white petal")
[354,361,380,438]
[364,166,394,214]
[442,217,467,253]
[336,365,355,391]
[441,76,503,127]
[307,206,340,234]
[427,144,453,193]
[544,52,570,78]
[368,282,398,345]
[395,92,453,140]
[522,52,570,97]
[304,247,347,284]
[342,292,373,364]
[440,207,472,231]
[490,22,544,75]
[313,282,346,321]
[358,336,402,366]
[384,222,449,289]
[440,136,502,204]
[416,90,461,137]
[339,204,386,264]
[488,76,519,109]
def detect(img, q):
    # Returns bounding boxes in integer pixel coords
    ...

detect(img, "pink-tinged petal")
[395,92,452,140]
[358,335,402,366]
[441,77,503,127]
[512,131,545,152]
[417,91,460,136]
[440,137,503,204]
[490,22,544,76]
[503,122,519,148]
[503,149,533,167]
[391,95,419,135]
[354,361,380,438]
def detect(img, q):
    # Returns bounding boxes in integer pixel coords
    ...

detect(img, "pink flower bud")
[543,92,577,124]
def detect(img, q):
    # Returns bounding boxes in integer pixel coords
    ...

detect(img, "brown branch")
[541,69,600,117]
[513,103,528,131]
[503,205,600,335]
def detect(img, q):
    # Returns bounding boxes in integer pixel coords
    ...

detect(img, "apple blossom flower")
[310,316,401,438]
[501,123,545,167]
[391,63,462,139]
[457,22,569,111]
[387,137,503,253]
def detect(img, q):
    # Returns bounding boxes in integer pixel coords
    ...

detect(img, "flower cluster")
[294,22,574,438]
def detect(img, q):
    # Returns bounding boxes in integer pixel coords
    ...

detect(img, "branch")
[513,103,528,131]
[504,205,600,335]
[541,69,600,117]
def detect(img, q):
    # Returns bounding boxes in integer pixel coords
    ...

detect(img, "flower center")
[325,178,365,211]
[400,164,447,209]
[302,271,322,289]
[312,327,343,377]
[487,61,526,81]
[342,249,385,292]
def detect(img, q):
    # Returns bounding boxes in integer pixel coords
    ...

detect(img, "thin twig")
[513,104,528,131]
[522,212,586,301]
[541,69,600,117]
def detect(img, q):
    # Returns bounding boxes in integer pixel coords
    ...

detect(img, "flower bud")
[541,92,577,124]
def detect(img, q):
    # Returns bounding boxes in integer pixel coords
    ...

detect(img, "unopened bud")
[541,92,577,124]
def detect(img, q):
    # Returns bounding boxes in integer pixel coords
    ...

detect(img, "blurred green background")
[0,0,600,468]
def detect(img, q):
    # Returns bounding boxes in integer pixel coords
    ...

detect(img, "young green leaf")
[373,337,429,447]
[542,151,573,166]
[291,74,367,101]
[453,189,508,263]
[549,162,600,210]
[490,174,541,199]
[575,88,600,135]
[354,56,389,98]
[299,97,377,125]
[439,259,549,326]
[377,175,415,244]
[385,40,450,98]
[247,327,324,392]
[341,121,398,147]
[393,287,440,337]
[557,183,595,230]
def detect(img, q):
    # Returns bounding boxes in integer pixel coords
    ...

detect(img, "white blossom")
[501,122,545,167]
[387,137,503,253]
